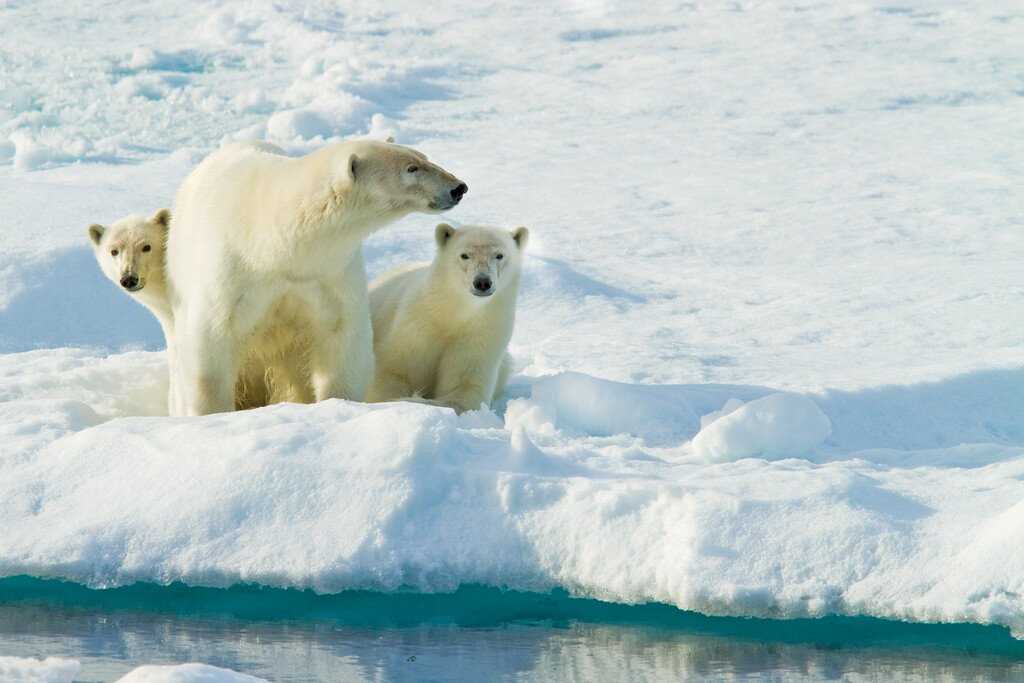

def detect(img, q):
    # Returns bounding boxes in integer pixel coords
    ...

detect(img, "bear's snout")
[472,274,493,296]
[120,273,141,291]
[450,183,468,204]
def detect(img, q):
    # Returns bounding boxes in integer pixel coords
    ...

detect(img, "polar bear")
[167,139,467,415]
[88,209,179,411]
[366,223,528,412]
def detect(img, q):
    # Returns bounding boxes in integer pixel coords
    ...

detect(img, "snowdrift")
[2,347,1023,637]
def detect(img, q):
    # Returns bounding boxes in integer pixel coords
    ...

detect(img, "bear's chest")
[240,279,342,346]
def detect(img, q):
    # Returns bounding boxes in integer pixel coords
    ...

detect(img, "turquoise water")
[2,577,1023,682]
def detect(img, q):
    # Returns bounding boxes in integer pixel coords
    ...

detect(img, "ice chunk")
[692,393,832,461]
[266,109,333,142]
[524,372,770,446]
[0,657,80,683]
[699,397,746,430]
[116,664,268,683]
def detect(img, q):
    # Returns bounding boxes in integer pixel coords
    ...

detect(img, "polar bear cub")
[88,209,179,411]
[88,209,173,333]
[86,206,306,414]
[367,223,528,412]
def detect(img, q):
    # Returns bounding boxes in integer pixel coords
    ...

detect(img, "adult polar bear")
[167,139,467,416]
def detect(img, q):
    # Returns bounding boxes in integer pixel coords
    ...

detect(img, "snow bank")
[1,356,1023,636]
[117,663,268,683]
[0,657,79,683]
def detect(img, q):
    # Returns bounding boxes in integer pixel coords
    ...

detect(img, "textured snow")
[116,663,269,683]
[1,0,1023,646]
[0,658,267,683]
[691,393,832,461]
[0,657,80,683]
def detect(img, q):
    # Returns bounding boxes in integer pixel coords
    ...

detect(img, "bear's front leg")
[166,339,181,416]
[366,369,415,404]
[176,314,238,416]
[310,257,374,403]
[310,309,373,402]
[433,344,502,414]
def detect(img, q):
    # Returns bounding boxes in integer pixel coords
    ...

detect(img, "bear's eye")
[142,245,152,253]
[406,165,419,173]
[495,253,504,260]
[460,253,469,260]
[110,249,119,257]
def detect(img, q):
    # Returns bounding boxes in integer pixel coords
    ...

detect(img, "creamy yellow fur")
[88,209,177,410]
[367,224,527,413]
[166,139,466,416]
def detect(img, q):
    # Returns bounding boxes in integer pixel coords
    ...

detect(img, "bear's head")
[434,223,529,299]
[88,209,170,294]
[341,140,468,216]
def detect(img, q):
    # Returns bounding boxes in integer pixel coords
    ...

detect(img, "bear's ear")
[347,153,359,181]
[88,224,105,246]
[435,223,456,248]
[512,226,529,250]
[151,208,171,230]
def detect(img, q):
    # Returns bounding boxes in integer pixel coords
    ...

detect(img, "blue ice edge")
[2,576,1024,657]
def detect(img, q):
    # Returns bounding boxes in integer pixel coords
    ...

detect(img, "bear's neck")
[133,278,173,327]
[285,157,407,241]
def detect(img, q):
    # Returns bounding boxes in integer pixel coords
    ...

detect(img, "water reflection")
[0,580,1022,682]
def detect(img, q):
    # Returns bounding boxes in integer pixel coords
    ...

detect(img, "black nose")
[120,274,139,289]
[473,275,492,292]
[450,183,468,203]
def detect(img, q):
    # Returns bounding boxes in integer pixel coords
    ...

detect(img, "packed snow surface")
[0,658,264,683]
[0,657,80,683]
[116,663,269,683]
[1,0,1023,642]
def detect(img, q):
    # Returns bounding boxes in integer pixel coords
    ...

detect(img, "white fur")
[367,223,528,413]
[167,139,466,415]
[88,209,179,412]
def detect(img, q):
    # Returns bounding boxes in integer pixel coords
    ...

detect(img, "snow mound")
[264,99,372,145]
[117,663,268,683]
[691,393,832,461]
[514,372,772,447]
[0,657,80,683]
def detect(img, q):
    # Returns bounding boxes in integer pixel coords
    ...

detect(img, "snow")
[690,393,832,461]
[116,663,268,683]
[1,0,1023,652]
[0,658,266,683]
[0,657,79,683]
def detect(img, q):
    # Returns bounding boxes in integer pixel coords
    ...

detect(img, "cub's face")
[348,141,468,214]
[88,209,170,293]
[435,224,529,298]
